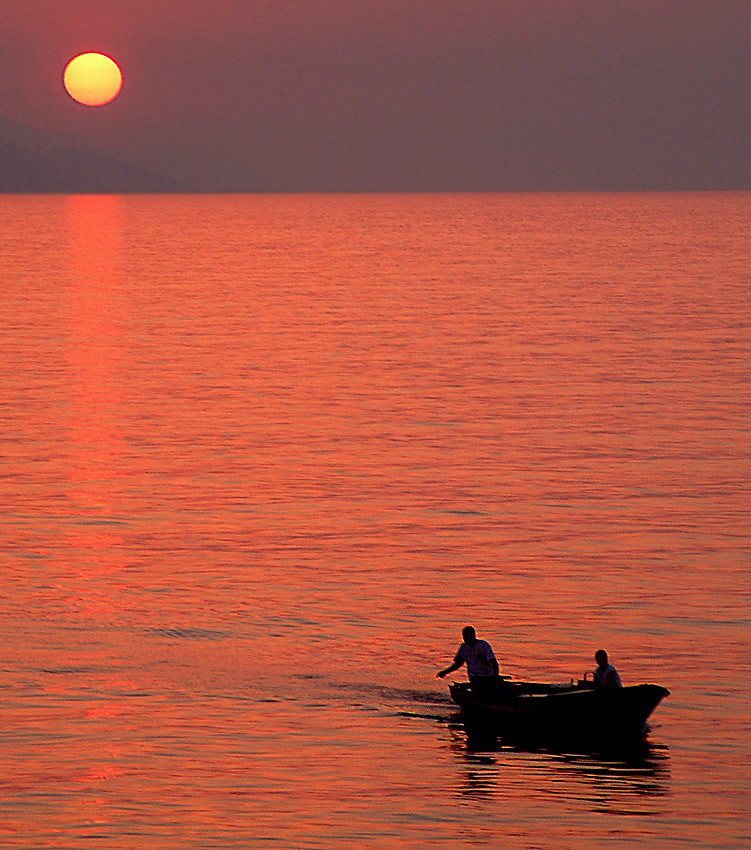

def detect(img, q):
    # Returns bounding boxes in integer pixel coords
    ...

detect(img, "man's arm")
[436,659,464,679]
[482,641,500,676]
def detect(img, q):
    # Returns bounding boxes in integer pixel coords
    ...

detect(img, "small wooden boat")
[449,678,669,747]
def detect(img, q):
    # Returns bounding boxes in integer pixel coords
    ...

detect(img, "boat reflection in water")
[446,725,671,814]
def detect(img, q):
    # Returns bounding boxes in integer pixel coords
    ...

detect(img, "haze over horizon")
[2,0,750,192]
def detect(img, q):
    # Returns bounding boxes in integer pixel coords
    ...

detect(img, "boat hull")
[449,680,669,748]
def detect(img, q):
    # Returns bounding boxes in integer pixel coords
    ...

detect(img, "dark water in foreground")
[0,193,749,848]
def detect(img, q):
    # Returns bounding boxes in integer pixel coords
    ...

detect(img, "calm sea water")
[0,193,749,849]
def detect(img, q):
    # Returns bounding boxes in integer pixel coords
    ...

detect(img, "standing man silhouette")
[437,626,500,690]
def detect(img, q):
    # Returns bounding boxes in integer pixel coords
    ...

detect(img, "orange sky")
[1,0,750,191]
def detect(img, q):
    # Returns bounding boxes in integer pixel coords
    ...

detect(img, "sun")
[63,53,123,107]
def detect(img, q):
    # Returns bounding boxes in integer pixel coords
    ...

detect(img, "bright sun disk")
[63,53,123,107]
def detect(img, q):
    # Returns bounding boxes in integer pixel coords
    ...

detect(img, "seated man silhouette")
[593,649,622,688]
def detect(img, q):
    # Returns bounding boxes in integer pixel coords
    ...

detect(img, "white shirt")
[454,639,497,677]
[593,663,622,687]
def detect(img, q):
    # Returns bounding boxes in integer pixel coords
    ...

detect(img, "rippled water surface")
[0,193,749,848]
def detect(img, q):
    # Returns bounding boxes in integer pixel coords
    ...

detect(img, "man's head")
[595,649,608,667]
[462,625,477,645]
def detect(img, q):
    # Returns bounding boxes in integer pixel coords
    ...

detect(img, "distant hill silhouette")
[0,135,190,193]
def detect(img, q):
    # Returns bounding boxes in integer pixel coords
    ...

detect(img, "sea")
[0,192,749,849]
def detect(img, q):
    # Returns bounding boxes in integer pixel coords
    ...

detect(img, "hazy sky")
[2,0,750,191]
